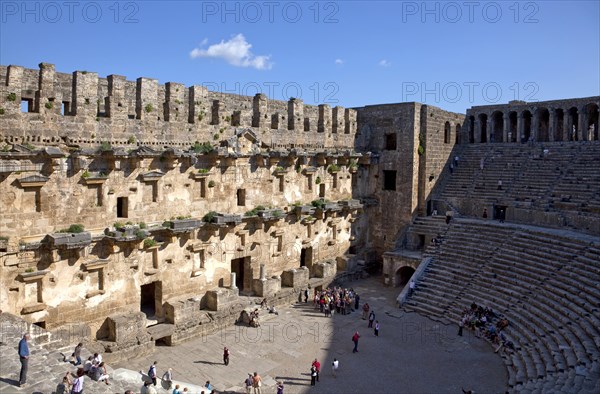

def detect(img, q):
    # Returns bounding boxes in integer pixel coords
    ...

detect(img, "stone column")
[230,272,237,289]
[579,108,588,141]
[474,116,481,143]
[548,109,555,142]
[531,111,538,142]
[487,117,493,143]
[503,113,510,142]
[517,113,524,142]
[562,111,570,141]
[259,264,266,280]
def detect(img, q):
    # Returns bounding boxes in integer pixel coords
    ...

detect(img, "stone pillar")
[72,70,99,119]
[252,93,268,128]
[579,108,588,141]
[531,111,539,142]
[345,108,357,134]
[230,272,237,289]
[517,113,524,142]
[165,82,186,122]
[548,109,556,142]
[135,77,158,121]
[503,113,510,142]
[318,104,331,133]
[36,63,58,115]
[188,85,208,125]
[487,117,493,143]
[107,75,127,120]
[259,264,266,280]
[474,117,481,143]
[288,98,304,130]
[332,106,345,134]
[563,112,570,141]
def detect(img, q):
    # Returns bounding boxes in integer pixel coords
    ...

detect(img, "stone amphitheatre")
[0,63,598,393]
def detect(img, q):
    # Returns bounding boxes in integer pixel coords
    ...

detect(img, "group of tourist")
[458,302,514,353]
[312,285,360,317]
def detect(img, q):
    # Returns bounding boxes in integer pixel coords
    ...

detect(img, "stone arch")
[394,266,415,287]
[491,111,503,143]
[478,113,488,143]
[536,108,550,142]
[585,103,599,141]
[444,121,451,144]
[522,110,532,142]
[455,123,461,144]
[468,116,475,143]
[554,108,565,141]
[568,107,579,141]
[509,111,518,142]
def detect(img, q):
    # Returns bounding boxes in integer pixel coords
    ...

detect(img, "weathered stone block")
[252,276,281,297]
[313,260,337,278]
[281,267,309,288]
[204,287,240,311]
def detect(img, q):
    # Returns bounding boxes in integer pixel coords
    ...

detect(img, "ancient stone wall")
[0,63,357,149]
[0,63,362,338]
[353,103,464,262]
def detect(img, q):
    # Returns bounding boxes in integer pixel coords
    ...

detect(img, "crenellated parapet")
[0,63,358,150]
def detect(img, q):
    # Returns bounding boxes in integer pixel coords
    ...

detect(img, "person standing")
[72,343,83,366]
[148,361,158,386]
[223,346,230,366]
[244,373,253,394]
[71,369,85,394]
[374,321,380,337]
[368,310,375,328]
[408,280,415,296]
[304,288,309,303]
[310,365,317,386]
[253,372,262,394]
[352,331,360,353]
[162,368,173,390]
[18,333,30,387]
[362,303,369,320]
[276,381,284,394]
[331,358,339,377]
[354,293,360,310]
[312,358,321,382]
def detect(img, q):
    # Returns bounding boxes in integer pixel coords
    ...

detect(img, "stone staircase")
[401,218,600,393]
[437,141,600,234]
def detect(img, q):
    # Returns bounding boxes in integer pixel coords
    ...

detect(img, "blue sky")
[1,0,598,113]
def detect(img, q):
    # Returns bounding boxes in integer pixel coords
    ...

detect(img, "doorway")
[300,247,313,271]
[231,257,252,291]
[141,281,162,319]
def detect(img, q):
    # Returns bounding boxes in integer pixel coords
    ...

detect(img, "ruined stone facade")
[1,62,598,363]
[0,63,362,360]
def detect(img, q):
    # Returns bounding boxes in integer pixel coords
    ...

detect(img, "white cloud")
[335,58,344,65]
[190,34,273,70]
[378,59,391,67]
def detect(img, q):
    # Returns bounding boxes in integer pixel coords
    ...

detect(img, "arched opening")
[568,107,579,141]
[468,116,475,143]
[509,112,518,142]
[455,123,461,144]
[555,109,564,141]
[394,266,415,287]
[586,103,599,141]
[537,108,550,142]
[478,113,488,143]
[444,121,451,144]
[522,110,532,142]
[491,111,503,143]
